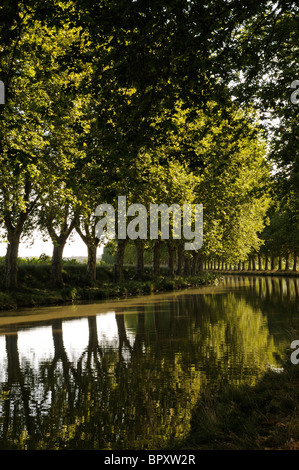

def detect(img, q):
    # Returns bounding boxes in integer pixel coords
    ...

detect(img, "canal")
[0,275,298,450]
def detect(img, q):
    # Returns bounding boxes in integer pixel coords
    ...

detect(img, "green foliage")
[0,0,297,288]
[178,360,299,450]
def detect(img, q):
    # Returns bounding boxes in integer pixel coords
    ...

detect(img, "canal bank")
[0,271,219,311]
[175,354,299,450]
[0,259,298,311]
[210,269,299,278]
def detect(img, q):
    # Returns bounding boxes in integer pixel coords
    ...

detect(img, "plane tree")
[227,1,299,262]
[34,25,93,287]
[0,14,56,288]
[158,102,272,267]
[0,9,92,288]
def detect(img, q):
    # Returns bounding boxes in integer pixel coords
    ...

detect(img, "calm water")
[0,275,298,450]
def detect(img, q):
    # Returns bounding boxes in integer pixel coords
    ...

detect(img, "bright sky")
[0,231,104,260]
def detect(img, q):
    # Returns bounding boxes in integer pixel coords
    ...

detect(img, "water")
[0,275,298,450]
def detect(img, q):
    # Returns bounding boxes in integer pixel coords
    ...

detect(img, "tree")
[227,1,299,261]
[0,13,52,288]
[150,102,272,266]
[69,0,274,184]
[0,10,92,288]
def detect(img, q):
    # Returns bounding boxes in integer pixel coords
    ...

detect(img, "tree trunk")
[48,210,78,287]
[271,255,276,271]
[285,252,290,271]
[191,251,199,275]
[2,177,35,289]
[293,252,298,272]
[264,255,269,271]
[167,243,176,277]
[3,230,21,290]
[278,254,282,270]
[135,240,144,280]
[184,253,191,276]
[176,244,184,276]
[152,240,161,278]
[75,223,100,286]
[87,244,98,286]
[51,243,65,287]
[114,239,127,282]
[198,253,204,272]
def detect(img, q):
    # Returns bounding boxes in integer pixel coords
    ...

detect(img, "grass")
[174,358,299,450]
[0,260,219,310]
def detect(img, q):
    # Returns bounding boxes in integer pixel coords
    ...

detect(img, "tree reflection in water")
[0,276,298,449]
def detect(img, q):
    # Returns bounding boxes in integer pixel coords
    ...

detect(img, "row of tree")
[0,1,298,289]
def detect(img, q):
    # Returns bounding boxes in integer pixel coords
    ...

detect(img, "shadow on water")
[0,275,298,449]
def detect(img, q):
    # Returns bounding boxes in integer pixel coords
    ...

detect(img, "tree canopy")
[0,0,298,287]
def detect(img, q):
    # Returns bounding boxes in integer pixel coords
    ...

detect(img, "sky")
[0,231,104,260]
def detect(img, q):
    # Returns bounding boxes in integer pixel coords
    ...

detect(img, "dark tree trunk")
[198,253,203,272]
[76,222,100,286]
[3,230,21,289]
[51,244,65,287]
[293,252,298,272]
[176,244,184,276]
[167,243,176,277]
[278,254,283,270]
[2,178,35,289]
[114,239,127,282]
[48,210,78,287]
[285,252,290,271]
[191,251,199,275]
[152,240,161,278]
[271,255,276,271]
[87,244,98,286]
[184,253,191,276]
[134,240,144,280]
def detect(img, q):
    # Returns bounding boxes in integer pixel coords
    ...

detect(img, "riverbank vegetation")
[175,357,299,450]
[0,256,220,310]
[0,252,297,310]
